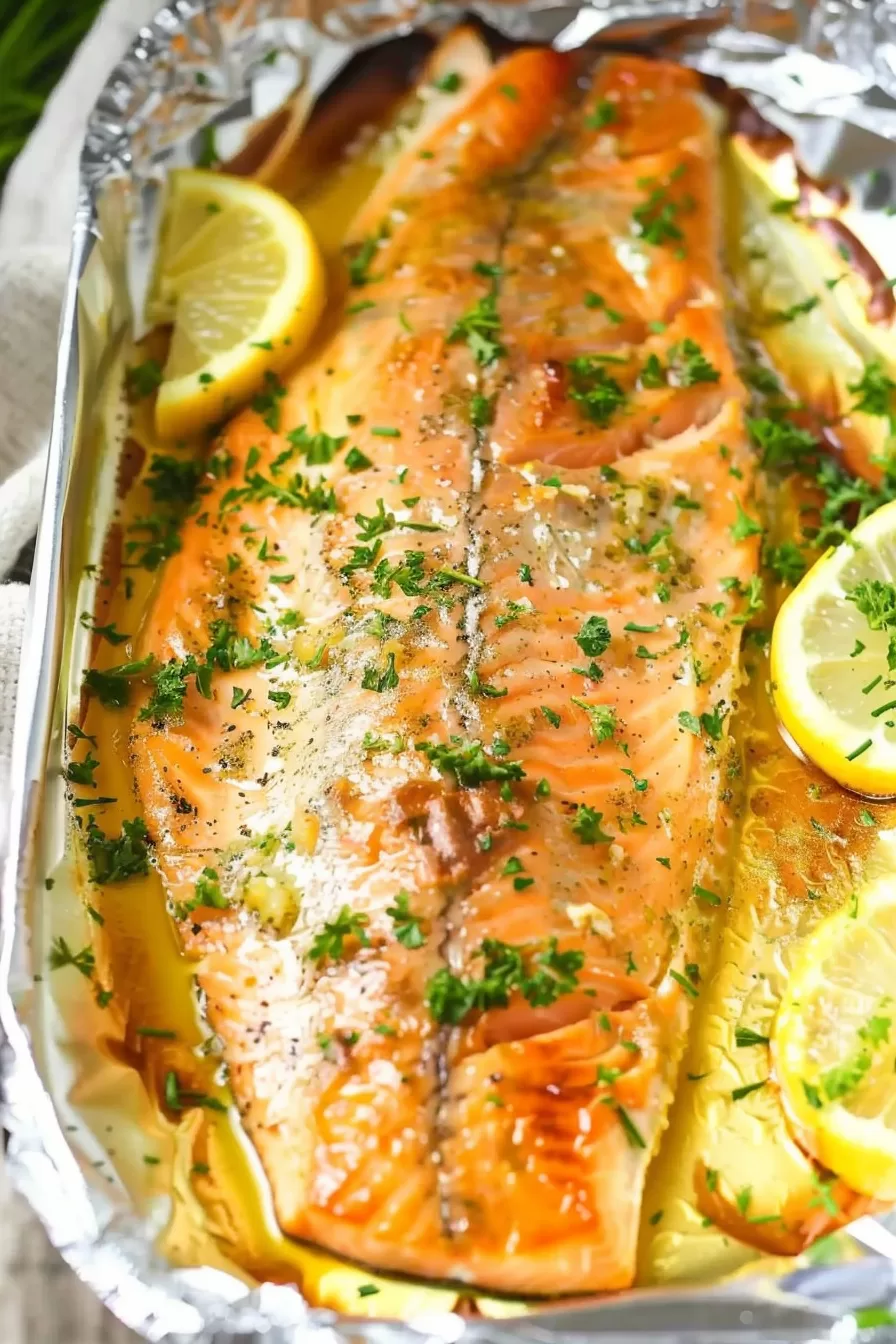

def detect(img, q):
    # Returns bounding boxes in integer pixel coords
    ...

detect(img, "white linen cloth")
[0,13,163,1341]
[0,0,158,808]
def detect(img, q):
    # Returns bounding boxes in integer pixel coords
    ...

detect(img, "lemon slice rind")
[771,498,896,797]
[151,168,325,439]
[775,874,896,1198]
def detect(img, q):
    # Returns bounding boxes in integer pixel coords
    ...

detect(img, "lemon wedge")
[774,875,896,1198]
[770,498,896,796]
[151,168,325,439]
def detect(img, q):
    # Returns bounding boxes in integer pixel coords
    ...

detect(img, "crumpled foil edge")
[4,0,896,1339]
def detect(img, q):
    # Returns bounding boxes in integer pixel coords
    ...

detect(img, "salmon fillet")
[130,49,759,1292]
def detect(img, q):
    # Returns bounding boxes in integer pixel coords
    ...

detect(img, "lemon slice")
[771,498,896,796]
[151,168,325,439]
[774,875,896,1198]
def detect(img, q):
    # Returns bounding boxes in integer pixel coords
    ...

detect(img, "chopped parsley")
[732,1078,767,1101]
[347,234,380,287]
[195,867,228,910]
[631,179,690,247]
[583,290,623,323]
[846,579,896,669]
[813,1014,892,1104]
[700,702,727,740]
[574,614,611,658]
[448,291,505,366]
[125,359,163,401]
[640,352,665,388]
[765,541,807,585]
[125,516,183,571]
[48,936,95,978]
[494,599,531,629]
[613,1103,646,1149]
[585,100,617,129]
[468,670,506,699]
[163,1072,227,1113]
[361,731,405,755]
[848,360,896,425]
[432,71,462,93]
[730,500,763,542]
[740,362,783,396]
[84,815,150,884]
[570,697,616,743]
[470,392,495,428]
[79,614,129,645]
[814,454,896,548]
[345,447,372,472]
[67,724,96,744]
[678,705,727,741]
[361,652,399,693]
[571,805,613,844]
[250,371,286,431]
[666,339,720,386]
[766,294,820,324]
[386,891,425,948]
[416,737,525,788]
[735,1026,770,1047]
[356,498,396,541]
[65,753,99,787]
[136,623,273,721]
[748,417,817,470]
[286,425,347,465]
[145,454,202,505]
[139,658,193,722]
[567,356,626,427]
[426,937,584,1024]
[669,968,699,998]
[308,906,371,964]
[82,656,154,709]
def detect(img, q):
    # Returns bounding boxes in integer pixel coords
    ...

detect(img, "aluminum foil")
[6,1,896,1339]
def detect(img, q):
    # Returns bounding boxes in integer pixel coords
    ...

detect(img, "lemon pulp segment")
[774,874,896,1198]
[771,498,896,797]
[150,169,326,439]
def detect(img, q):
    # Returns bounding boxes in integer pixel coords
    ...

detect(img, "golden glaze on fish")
[126,51,766,1292]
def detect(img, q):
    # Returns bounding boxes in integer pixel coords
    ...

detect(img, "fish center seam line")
[433,116,580,1242]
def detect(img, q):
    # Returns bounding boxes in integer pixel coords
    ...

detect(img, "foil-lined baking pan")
[6,1,896,1339]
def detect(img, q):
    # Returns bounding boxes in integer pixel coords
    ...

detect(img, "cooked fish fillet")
[131,49,759,1292]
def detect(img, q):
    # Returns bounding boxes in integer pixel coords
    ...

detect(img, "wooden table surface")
[0,1162,135,1343]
